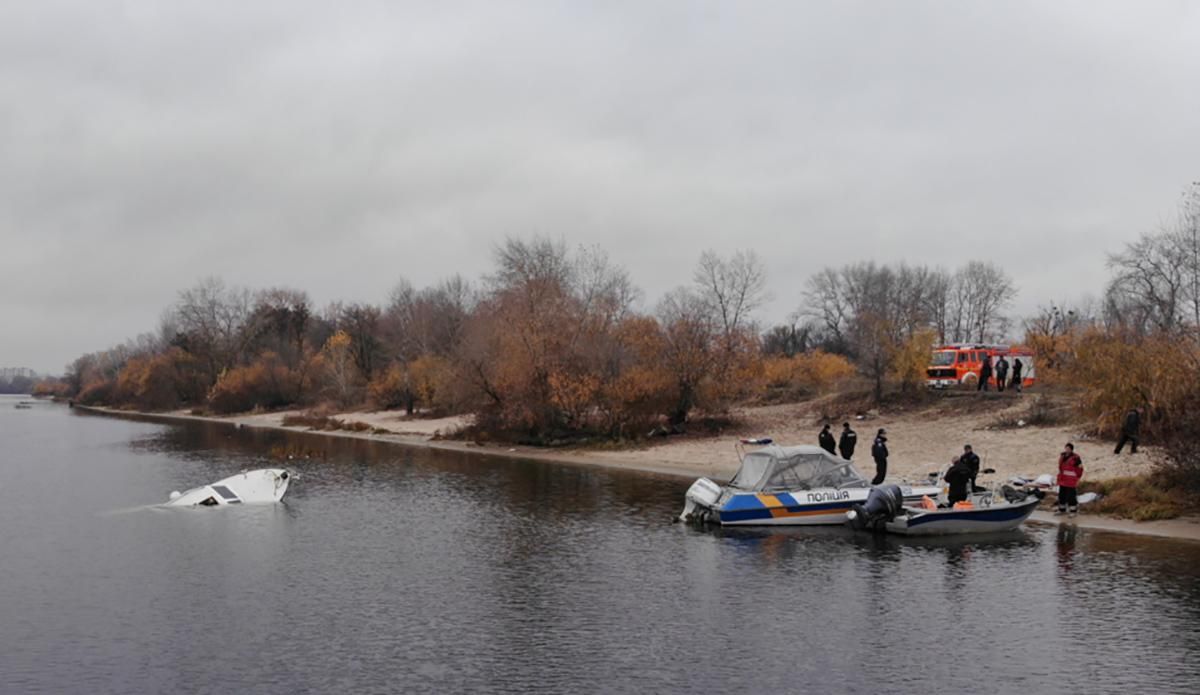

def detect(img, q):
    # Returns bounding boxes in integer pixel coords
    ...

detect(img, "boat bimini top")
[728,445,870,492]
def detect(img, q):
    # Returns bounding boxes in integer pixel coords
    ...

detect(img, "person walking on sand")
[959,444,982,492]
[978,356,993,392]
[818,424,836,455]
[838,422,857,460]
[1114,408,1140,454]
[1056,443,1084,516]
[1010,358,1024,393]
[871,429,889,485]
[995,356,1009,393]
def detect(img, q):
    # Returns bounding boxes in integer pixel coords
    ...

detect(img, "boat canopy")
[729,445,870,492]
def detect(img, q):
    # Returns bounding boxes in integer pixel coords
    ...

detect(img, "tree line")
[38,183,1200,464]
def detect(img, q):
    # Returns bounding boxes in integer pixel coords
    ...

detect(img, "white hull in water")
[166,469,291,507]
[680,445,942,526]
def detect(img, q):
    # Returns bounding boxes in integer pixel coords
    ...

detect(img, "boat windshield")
[729,450,869,492]
[931,351,957,366]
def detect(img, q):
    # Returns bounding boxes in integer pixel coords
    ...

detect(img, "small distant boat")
[846,484,1042,536]
[165,469,292,507]
[14,403,33,409]
[679,445,942,526]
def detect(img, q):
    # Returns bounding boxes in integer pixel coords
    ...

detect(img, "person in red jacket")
[1056,443,1084,516]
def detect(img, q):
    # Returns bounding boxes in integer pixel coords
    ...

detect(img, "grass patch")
[989,395,1073,430]
[281,413,388,434]
[1080,475,1198,521]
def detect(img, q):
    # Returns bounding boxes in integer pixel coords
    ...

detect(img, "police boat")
[845,484,1042,536]
[679,445,942,526]
[165,469,292,507]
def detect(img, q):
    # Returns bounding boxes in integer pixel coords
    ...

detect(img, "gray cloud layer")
[2,1,1198,373]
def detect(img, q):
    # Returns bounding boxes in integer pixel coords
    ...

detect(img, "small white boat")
[165,469,292,507]
[680,445,942,526]
[846,484,1042,536]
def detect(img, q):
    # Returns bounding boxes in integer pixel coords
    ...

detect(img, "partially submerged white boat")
[846,484,1042,536]
[679,445,942,526]
[165,469,292,507]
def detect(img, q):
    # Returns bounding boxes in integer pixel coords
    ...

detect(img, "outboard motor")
[846,484,905,531]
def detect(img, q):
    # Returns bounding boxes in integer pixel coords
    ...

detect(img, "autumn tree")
[320,331,360,407]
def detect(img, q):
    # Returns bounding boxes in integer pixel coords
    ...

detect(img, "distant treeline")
[0,374,37,394]
[41,185,1200,472]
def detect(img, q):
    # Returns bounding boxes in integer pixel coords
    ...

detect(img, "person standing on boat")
[960,444,982,492]
[1056,443,1084,516]
[838,423,857,460]
[944,455,972,505]
[870,429,888,484]
[818,424,836,455]
[1114,408,1140,454]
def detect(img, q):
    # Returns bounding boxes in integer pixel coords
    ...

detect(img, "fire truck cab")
[926,344,1036,389]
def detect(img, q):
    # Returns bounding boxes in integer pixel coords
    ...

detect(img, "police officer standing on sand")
[838,422,857,460]
[818,423,836,455]
[960,444,982,491]
[871,429,889,485]
[995,356,1009,393]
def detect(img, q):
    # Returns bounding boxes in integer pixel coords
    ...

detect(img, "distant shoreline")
[72,403,1200,543]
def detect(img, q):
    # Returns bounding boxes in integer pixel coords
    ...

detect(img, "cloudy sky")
[2,1,1198,374]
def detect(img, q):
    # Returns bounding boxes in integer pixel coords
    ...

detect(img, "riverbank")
[72,403,1200,542]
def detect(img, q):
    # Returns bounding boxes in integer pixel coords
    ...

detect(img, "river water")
[2,395,1198,694]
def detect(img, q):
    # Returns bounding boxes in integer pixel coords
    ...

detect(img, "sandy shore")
[74,401,1200,542]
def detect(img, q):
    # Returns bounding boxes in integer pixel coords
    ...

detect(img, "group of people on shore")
[977,355,1024,392]
[817,406,1143,517]
[817,422,888,485]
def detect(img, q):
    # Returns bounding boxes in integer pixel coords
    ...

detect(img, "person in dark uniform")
[1010,358,1024,393]
[871,429,888,485]
[944,455,973,505]
[977,356,993,392]
[818,424,836,455]
[1114,408,1140,454]
[994,356,1009,393]
[838,422,857,460]
[959,444,982,492]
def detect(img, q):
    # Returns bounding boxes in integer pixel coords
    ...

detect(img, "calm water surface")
[2,395,1199,694]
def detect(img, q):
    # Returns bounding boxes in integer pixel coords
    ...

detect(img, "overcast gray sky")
[2,1,1198,374]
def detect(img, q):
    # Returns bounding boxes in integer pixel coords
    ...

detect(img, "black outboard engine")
[846,484,905,531]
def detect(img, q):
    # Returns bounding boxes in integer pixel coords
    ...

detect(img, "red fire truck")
[926,344,1036,389]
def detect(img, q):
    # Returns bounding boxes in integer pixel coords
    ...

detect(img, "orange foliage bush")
[31,379,71,398]
[760,351,855,400]
[77,378,116,406]
[207,352,302,414]
[1062,329,1198,439]
[367,355,454,413]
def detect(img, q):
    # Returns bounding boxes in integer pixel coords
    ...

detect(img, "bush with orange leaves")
[207,351,303,414]
[1061,329,1199,440]
[367,355,455,414]
[76,378,116,406]
[760,350,856,402]
[31,379,71,399]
